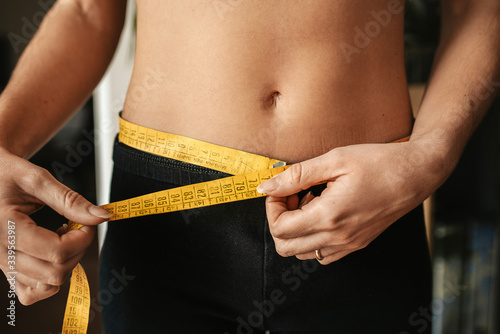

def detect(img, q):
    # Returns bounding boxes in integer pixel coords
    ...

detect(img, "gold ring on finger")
[315,249,324,261]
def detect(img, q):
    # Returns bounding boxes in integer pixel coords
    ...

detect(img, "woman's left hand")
[258,140,444,265]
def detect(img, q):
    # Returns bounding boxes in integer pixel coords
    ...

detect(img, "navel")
[265,90,282,109]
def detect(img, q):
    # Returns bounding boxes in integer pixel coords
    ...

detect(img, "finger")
[19,167,111,225]
[1,265,59,294]
[286,194,299,211]
[296,249,353,265]
[273,230,331,258]
[56,223,69,236]
[4,249,82,286]
[273,228,366,258]
[264,193,310,215]
[1,263,60,305]
[14,277,60,306]
[257,153,342,197]
[295,245,349,261]
[265,195,328,239]
[298,191,314,208]
[8,211,96,264]
[265,195,288,224]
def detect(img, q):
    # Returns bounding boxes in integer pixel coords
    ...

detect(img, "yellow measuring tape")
[61,115,410,333]
[61,116,289,333]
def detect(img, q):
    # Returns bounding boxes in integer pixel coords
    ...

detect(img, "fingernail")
[299,191,313,207]
[57,223,69,236]
[257,178,278,194]
[89,205,113,219]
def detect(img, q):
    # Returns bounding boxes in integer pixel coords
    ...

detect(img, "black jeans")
[99,139,432,334]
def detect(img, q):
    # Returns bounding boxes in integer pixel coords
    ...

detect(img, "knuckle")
[317,205,339,230]
[335,230,355,246]
[274,240,290,257]
[17,285,58,305]
[48,248,68,265]
[329,147,345,165]
[17,288,36,306]
[37,281,60,294]
[267,218,278,230]
[287,163,305,185]
[63,190,84,211]
[34,280,44,290]
[47,269,66,286]
[273,231,286,239]
[325,212,348,234]
[25,167,51,187]
[326,214,342,233]
[268,224,284,238]
[326,216,338,231]
[330,147,343,160]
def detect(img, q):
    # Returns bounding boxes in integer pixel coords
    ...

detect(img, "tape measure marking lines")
[100,165,288,221]
[62,115,410,333]
[61,167,286,333]
[62,116,291,334]
[61,260,90,334]
[118,115,286,175]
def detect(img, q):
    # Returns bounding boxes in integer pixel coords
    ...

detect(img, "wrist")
[408,132,461,190]
[0,138,27,159]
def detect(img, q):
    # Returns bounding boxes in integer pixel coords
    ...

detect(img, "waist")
[122,102,413,164]
[118,114,410,176]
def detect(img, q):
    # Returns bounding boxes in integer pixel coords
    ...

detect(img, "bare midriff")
[122,0,412,163]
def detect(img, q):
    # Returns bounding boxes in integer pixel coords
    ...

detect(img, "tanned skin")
[0,0,498,305]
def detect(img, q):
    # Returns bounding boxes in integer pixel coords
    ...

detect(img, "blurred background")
[0,0,498,333]
[0,1,103,333]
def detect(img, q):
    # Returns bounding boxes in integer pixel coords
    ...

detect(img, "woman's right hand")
[0,147,111,305]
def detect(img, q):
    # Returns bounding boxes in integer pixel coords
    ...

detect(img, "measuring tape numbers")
[117,115,286,175]
[62,116,290,334]
[61,258,90,334]
[61,166,287,334]
[61,115,410,333]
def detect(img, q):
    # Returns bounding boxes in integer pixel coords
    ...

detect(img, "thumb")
[257,156,336,197]
[25,169,112,225]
